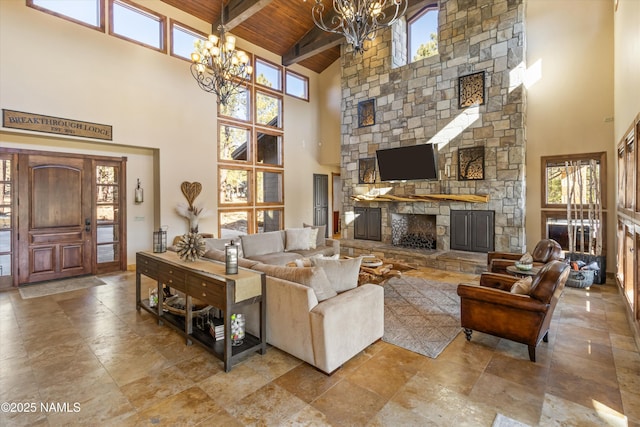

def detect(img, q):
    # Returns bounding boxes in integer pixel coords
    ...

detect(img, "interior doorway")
[313,174,329,236]
[332,172,341,237]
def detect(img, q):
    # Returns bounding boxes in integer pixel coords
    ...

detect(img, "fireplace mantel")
[351,194,490,204]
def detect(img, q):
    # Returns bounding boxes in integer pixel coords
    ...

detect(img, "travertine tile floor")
[1,267,639,426]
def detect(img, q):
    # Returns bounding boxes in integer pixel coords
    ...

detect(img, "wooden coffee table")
[357,257,415,285]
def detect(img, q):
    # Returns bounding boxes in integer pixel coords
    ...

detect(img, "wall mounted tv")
[376,144,439,181]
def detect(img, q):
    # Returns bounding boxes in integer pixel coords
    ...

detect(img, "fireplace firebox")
[391,213,437,250]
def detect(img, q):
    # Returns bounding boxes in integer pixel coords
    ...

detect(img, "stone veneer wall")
[341,0,526,253]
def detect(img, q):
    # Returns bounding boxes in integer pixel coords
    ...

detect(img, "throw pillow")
[252,263,337,302]
[310,256,362,293]
[510,276,533,295]
[294,258,312,267]
[241,230,284,257]
[307,227,319,249]
[311,253,339,260]
[285,228,312,251]
[204,238,244,257]
[303,223,326,247]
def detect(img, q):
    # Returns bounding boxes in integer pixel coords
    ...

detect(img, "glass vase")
[230,313,245,346]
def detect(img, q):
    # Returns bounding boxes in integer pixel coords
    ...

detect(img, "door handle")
[85,218,91,232]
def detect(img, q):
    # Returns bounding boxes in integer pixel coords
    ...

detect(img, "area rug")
[19,276,106,299]
[492,413,531,427]
[383,275,461,358]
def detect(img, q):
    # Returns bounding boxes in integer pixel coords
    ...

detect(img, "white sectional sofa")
[198,227,384,374]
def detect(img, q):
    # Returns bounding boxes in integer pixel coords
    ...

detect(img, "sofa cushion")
[247,252,302,266]
[510,276,533,295]
[204,238,244,257]
[240,230,284,258]
[202,248,259,269]
[304,223,326,247]
[285,228,312,251]
[252,263,337,301]
[311,256,362,293]
[292,245,336,258]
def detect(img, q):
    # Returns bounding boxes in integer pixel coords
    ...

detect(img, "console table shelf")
[351,194,489,203]
[135,251,266,372]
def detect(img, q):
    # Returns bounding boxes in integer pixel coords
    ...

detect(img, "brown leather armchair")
[487,239,563,275]
[457,260,570,362]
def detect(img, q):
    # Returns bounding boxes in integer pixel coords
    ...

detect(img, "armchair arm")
[309,284,384,373]
[457,283,547,313]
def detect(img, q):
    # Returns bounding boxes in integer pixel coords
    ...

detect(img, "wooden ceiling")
[160,0,342,73]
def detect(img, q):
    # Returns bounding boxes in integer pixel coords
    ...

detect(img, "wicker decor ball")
[176,232,206,262]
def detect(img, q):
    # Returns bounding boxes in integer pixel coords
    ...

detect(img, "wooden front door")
[18,155,93,284]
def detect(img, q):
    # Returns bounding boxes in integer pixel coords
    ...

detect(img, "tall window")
[541,152,607,253]
[408,4,438,62]
[218,56,284,237]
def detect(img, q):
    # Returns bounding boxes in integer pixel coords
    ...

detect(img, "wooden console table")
[135,251,266,372]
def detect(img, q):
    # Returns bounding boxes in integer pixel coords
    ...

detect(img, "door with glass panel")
[12,151,126,285]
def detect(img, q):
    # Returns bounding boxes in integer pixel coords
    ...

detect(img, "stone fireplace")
[391,213,437,250]
[339,0,526,255]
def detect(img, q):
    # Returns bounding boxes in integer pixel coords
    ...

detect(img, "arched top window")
[408,4,439,63]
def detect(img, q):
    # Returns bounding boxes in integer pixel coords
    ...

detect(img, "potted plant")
[565,160,605,284]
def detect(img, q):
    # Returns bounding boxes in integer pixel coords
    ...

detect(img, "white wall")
[614,0,640,142]
[525,0,615,269]
[0,1,339,266]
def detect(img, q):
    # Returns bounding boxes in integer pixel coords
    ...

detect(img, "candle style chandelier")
[311,0,408,54]
[190,5,253,106]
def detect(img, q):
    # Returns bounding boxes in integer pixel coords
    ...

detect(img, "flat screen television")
[376,144,438,181]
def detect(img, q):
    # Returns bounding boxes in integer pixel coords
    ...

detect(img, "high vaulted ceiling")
[161,0,429,73]
[161,0,344,73]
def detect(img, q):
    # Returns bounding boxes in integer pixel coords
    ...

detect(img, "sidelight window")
[0,157,13,282]
[96,164,121,265]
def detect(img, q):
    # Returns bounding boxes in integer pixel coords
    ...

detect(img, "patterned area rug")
[19,276,106,299]
[383,275,461,358]
[492,413,531,427]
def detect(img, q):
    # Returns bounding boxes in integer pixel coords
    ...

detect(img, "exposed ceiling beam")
[283,0,426,67]
[282,29,343,67]
[213,0,273,31]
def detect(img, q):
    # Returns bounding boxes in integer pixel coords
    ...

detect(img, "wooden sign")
[2,109,112,141]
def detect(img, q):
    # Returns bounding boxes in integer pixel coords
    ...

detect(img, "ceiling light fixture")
[190,5,253,106]
[311,0,408,54]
